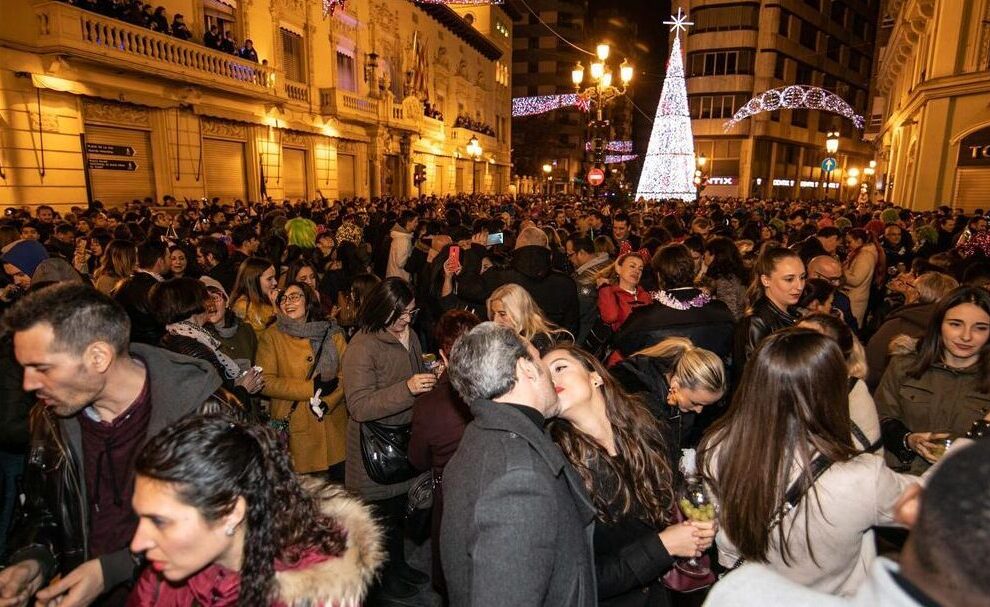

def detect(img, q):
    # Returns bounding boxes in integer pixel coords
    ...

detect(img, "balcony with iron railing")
[32,2,310,104]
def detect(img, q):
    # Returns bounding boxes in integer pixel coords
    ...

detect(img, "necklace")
[653,289,712,310]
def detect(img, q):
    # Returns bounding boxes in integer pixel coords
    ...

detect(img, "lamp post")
[542,163,553,196]
[845,167,860,203]
[863,160,876,201]
[466,135,483,194]
[572,43,634,172]
[694,153,708,202]
[825,131,840,201]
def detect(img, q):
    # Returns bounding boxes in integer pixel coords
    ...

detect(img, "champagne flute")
[675,476,714,577]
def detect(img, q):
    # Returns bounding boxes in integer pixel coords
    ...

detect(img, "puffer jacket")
[127,483,384,606]
[5,344,229,593]
[875,351,990,474]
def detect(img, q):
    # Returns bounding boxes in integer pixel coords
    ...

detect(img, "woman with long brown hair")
[93,239,137,295]
[228,256,279,335]
[701,329,920,596]
[545,345,715,606]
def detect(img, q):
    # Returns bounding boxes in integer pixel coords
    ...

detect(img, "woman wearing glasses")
[256,282,348,481]
[341,277,435,600]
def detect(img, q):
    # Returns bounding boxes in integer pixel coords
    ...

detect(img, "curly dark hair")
[547,345,675,528]
[136,414,347,606]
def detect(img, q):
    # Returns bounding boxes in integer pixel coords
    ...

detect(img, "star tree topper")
[663,7,693,38]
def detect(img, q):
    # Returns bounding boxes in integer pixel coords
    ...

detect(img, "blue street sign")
[821,157,837,173]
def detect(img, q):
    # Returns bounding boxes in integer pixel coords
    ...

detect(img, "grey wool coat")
[440,399,597,607]
[341,329,426,501]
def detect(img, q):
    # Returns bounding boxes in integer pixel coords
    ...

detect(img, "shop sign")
[88,159,137,171]
[959,126,990,166]
[708,176,735,185]
[86,143,135,156]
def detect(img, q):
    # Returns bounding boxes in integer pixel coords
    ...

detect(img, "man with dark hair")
[566,235,610,344]
[229,224,260,266]
[113,240,168,345]
[705,438,990,606]
[196,236,239,293]
[0,284,227,607]
[611,212,639,249]
[442,323,596,606]
[45,224,77,260]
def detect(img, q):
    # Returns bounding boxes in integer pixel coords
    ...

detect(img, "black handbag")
[360,420,418,485]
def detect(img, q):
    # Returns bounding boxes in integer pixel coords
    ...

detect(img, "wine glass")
[676,476,714,577]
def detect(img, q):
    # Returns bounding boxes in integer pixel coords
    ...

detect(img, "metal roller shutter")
[953,168,990,212]
[85,125,155,205]
[283,148,307,202]
[204,138,247,203]
[338,153,356,198]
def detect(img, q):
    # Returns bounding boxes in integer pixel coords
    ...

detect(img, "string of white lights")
[723,85,866,130]
[511,94,590,117]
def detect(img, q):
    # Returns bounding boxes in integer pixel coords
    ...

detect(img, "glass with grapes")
[676,449,715,577]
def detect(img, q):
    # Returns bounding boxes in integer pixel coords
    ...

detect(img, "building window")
[804,0,819,8]
[778,11,790,37]
[848,51,862,72]
[826,37,841,61]
[689,94,748,120]
[688,50,754,76]
[336,50,356,91]
[774,54,788,79]
[280,28,305,83]
[799,20,817,50]
[830,1,846,25]
[791,109,809,127]
[796,63,813,85]
[204,0,236,44]
[692,4,760,33]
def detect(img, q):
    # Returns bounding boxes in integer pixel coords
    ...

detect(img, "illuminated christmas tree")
[635,9,696,203]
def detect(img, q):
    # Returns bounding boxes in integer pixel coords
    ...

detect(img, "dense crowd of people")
[0,191,989,607]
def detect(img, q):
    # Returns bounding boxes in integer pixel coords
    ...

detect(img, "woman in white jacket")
[842,228,884,325]
[700,329,919,597]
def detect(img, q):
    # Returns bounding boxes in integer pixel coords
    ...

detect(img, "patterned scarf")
[165,320,243,380]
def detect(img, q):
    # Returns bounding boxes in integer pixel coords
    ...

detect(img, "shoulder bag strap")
[726,454,834,573]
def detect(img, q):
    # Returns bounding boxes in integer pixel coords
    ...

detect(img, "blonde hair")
[634,337,727,396]
[487,283,566,341]
[914,272,959,304]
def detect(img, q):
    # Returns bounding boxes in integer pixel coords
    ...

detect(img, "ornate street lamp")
[467,135,483,194]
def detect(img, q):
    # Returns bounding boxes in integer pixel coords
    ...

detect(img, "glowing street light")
[825,132,840,155]
[596,43,610,62]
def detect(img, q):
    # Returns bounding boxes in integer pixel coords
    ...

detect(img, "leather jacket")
[733,298,798,379]
[4,344,236,592]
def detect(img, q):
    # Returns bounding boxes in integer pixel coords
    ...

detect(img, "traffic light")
[414,164,427,186]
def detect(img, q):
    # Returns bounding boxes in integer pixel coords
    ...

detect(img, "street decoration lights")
[862,160,876,200]
[694,153,708,201]
[572,42,634,168]
[466,135,483,194]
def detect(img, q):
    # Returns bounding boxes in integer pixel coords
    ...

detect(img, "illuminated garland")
[605,154,638,163]
[585,140,633,153]
[723,85,866,130]
[322,0,345,17]
[415,0,504,4]
[511,94,590,117]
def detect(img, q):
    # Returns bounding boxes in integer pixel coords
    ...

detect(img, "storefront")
[953,125,990,212]
[84,124,156,205]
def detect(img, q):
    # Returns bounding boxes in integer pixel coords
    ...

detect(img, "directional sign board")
[587,167,606,187]
[86,143,135,157]
[88,159,138,171]
[821,157,837,173]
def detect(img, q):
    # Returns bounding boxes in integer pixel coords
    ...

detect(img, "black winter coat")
[732,298,798,380]
[113,271,163,346]
[461,245,580,335]
[613,289,734,365]
[587,451,674,607]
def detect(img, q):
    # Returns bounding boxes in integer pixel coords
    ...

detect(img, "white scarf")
[166,320,243,380]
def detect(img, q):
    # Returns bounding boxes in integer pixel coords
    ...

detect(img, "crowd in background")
[0,191,988,607]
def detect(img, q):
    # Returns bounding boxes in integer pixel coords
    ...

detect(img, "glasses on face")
[399,307,420,320]
[282,293,305,304]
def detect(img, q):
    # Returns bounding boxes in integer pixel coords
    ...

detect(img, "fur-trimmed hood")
[274,484,385,607]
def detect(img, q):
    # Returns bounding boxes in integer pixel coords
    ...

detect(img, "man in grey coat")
[441,322,596,606]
